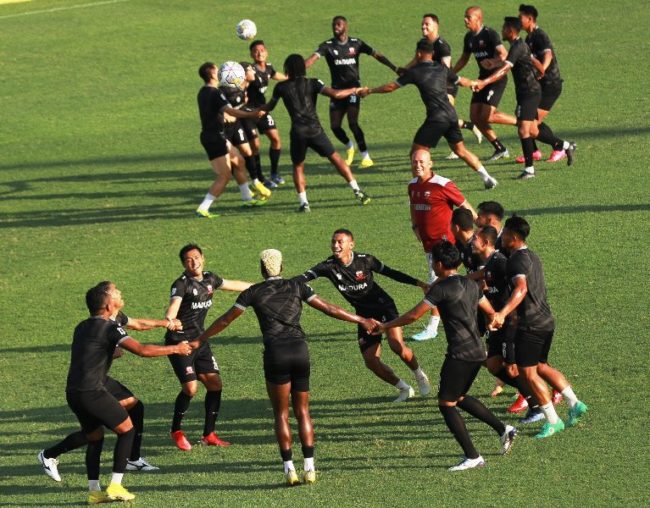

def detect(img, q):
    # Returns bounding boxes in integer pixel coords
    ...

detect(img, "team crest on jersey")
[355,271,365,281]
[479,40,485,48]
[193,288,198,296]
[349,47,356,55]
[206,285,213,295]
[424,191,431,198]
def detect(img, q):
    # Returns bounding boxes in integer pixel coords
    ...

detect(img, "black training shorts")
[413,119,464,148]
[487,319,517,364]
[200,132,229,160]
[437,357,482,402]
[223,120,249,146]
[471,78,507,107]
[515,328,554,367]
[66,388,129,433]
[329,94,361,111]
[104,377,134,401]
[539,82,562,112]
[515,92,541,121]
[263,340,310,391]
[167,341,219,384]
[355,303,399,352]
[289,129,335,164]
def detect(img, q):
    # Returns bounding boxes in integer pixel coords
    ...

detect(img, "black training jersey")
[506,38,541,97]
[396,61,459,123]
[315,37,374,88]
[430,37,452,64]
[114,311,129,327]
[424,275,487,361]
[66,316,129,392]
[219,85,246,109]
[456,238,482,274]
[506,248,555,331]
[482,251,509,311]
[463,26,507,80]
[197,86,231,134]
[302,253,418,311]
[525,27,562,87]
[165,272,224,343]
[269,78,325,137]
[234,277,316,347]
[248,63,277,107]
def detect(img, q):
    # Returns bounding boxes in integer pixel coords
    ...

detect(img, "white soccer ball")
[218,61,246,89]
[236,19,257,40]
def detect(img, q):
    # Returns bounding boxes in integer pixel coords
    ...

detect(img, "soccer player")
[261,54,371,212]
[219,65,272,200]
[64,282,191,504]
[38,308,183,481]
[476,200,506,252]
[248,40,288,185]
[301,229,432,402]
[406,148,477,341]
[194,249,375,485]
[400,13,483,159]
[451,207,481,275]
[359,40,498,189]
[372,241,516,471]
[453,6,517,161]
[492,216,588,437]
[165,244,252,451]
[518,4,576,163]
[305,15,399,168]
[473,17,575,179]
[195,61,267,219]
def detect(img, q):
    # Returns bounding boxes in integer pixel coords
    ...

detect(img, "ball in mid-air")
[236,19,257,40]
[218,61,246,89]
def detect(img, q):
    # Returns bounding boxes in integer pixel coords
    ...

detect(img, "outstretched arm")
[126,316,182,332]
[321,86,359,100]
[372,51,399,74]
[357,81,400,97]
[492,276,527,328]
[220,279,253,292]
[374,300,432,333]
[304,53,319,69]
[452,51,470,74]
[307,295,373,330]
[119,337,191,357]
[197,306,245,341]
[473,62,511,91]
[223,106,266,119]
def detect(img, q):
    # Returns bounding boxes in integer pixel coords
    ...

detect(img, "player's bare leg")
[267,381,300,484]
[450,141,498,189]
[387,327,431,396]
[328,152,370,205]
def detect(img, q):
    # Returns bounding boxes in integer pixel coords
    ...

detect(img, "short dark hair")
[332,15,347,24]
[284,54,306,79]
[477,226,498,246]
[198,62,216,83]
[249,39,265,52]
[179,243,202,262]
[422,13,439,24]
[416,39,434,53]
[431,240,461,269]
[504,16,522,32]
[504,215,530,240]
[451,207,475,231]
[332,228,354,240]
[86,281,113,314]
[519,4,539,19]
[477,200,505,220]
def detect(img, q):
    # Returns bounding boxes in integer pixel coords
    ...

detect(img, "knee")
[183,384,198,398]
[363,356,380,370]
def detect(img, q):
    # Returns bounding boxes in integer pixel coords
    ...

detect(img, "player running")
[261,54,371,212]
[194,249,375,485]
[300,229,432,402]
[305,15,399,168]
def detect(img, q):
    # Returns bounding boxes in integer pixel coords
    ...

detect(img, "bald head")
[411,149,434,179]
[464,6,483,32]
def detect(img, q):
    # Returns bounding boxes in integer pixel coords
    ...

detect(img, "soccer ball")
[236,19,257,40]
[218,61,246,89]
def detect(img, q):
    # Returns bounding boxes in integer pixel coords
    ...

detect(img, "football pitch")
[1,0,648,506]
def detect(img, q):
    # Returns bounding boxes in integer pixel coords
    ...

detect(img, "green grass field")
[1,0,648,506]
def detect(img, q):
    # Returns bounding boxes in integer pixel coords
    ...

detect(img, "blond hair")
[260,249,282,276]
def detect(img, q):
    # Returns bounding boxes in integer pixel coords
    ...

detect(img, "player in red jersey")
[408,149,477,341]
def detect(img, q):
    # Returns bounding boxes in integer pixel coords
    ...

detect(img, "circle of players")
[37,5,587,504]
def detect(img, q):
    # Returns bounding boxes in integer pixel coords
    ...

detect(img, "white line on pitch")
[0,0,129,20]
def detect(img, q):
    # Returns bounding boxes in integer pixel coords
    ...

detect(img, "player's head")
[502,17,522,41]
[451,207,475,238]
[431,240,461,274]
[502,215,530,250]
[179,243,204,276]
[415,39,435,61]
[477,200,505,227]
[411,149,434,179]
[421,13,439,38]
[518,4,538,31]
[464,6,483,32]
[472,225,498,257]
[249,40,267,62]
[331,229,355,260]
[284,54,306,79]
[198,62,217,84]
[86,281,123,315]
[260,249,283,278]
[332,15,348,37]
